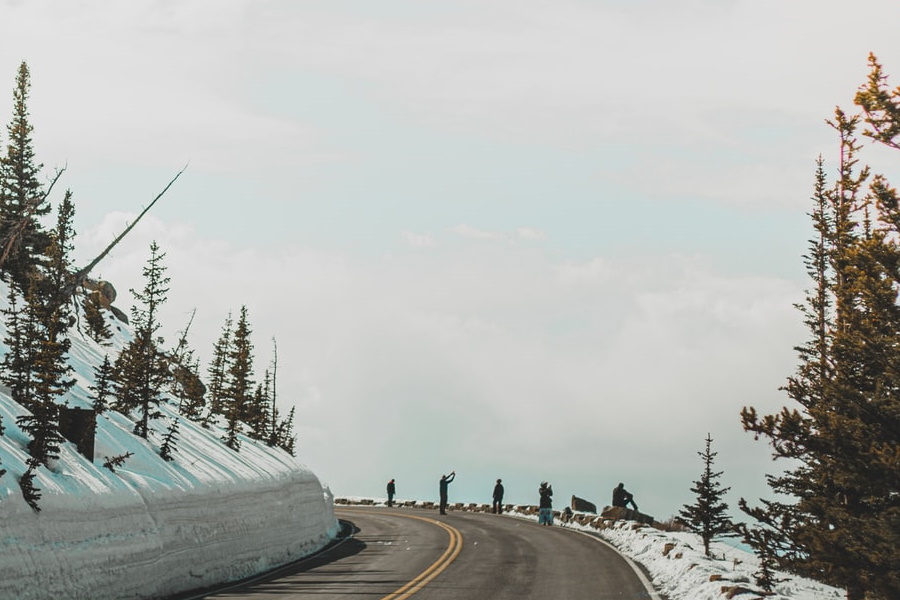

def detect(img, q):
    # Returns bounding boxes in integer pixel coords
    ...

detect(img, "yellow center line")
[380,514,463,600]
[337,508,464,600]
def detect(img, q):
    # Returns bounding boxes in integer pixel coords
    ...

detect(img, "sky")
[3,0,900,519]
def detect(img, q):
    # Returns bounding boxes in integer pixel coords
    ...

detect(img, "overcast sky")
[3,0,900,518]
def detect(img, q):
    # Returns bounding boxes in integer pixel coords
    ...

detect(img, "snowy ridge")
[0,284,339,600]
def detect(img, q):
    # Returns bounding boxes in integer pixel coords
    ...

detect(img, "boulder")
[571,495,597,513]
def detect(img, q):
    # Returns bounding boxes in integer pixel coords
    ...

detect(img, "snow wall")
[0,395,339,600]
[0,286,339,600]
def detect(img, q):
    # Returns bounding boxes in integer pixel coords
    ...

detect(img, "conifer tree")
[112,241,171,438]
[740,58,900,600]
[19,462,41,511]
[0,280,37,410]
[678,433,733,558]
[275,405,296,456]
[169,310,206,420]
[102,452,133,473]
[159,418,179,462]
[0,62,51,287]
[13,193,77,467]
[205,312,232,423]
[90,355,114,414]
[82,291,112,345]
[222,305,254,450]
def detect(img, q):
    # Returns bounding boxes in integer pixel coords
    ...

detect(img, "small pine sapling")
[102,452,134,473]
[19,462,42,512]
[678,433,734,557]
[159,418,180,462]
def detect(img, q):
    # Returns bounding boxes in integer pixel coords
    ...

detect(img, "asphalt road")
[172,507,661,600]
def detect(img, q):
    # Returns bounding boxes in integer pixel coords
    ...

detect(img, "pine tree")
[740,61,900,600]
[90,355,114,414]
[0,279,37,410]
[0,62,51,287]
[205,312,232,423]
[221,305,254,450]
[112,241,171,438]
[19,462,42,512]
[159,418,179,462]
[82,291,112,345]
[102,452,133,473]
[274,406,297,456]
[678,433,733,558]
[10,192,77,467]
[168,310,206,420]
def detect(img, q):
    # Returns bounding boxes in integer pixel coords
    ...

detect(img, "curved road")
[173,507,660,600]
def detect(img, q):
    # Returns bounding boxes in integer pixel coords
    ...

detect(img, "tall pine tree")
[112,241,171,438]
[221,305,254,450]
[205,311,232,424]
[740,57,900,600]
[15,191,77,466]
[0,62,51,287]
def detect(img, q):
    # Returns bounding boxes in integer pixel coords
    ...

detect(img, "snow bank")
[0,286,339,600]
[509,507,845,600]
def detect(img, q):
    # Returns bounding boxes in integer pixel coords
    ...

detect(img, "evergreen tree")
[0,62,51,287]
[205,312,232,423]
[19,462,41,512]
[678,433,733,558]
[0,280,37,410]
[82,291,112,345]
[112,241,171,438]
[159,418,179,462]
[13,193,77,467]
[740,59,900,600]
[169,310,206,420]
[222,305,254,450]
[102,452,133,473]
[90,355,114,414]
[274,406,297,456]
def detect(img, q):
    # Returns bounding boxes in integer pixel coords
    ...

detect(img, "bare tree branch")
[67,164,187,296]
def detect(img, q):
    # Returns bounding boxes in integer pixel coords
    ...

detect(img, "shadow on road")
[166,520,366,599]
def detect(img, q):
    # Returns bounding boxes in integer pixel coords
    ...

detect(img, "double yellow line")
[379,512,464,600]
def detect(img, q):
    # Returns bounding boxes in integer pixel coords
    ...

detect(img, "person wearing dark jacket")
[386,479,396,507]
[612,482,638,511]
[538,482,553,525]
[492,479,504,514]
[439,471,456,515]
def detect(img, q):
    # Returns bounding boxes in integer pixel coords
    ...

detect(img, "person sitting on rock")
[612,482,638,511]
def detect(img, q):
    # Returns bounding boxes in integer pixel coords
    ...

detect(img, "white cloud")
[449,223,507,241]
[516,227,547,241]
[401,230,437,248]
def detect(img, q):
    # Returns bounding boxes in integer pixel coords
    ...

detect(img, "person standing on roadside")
[386,479,396,507]
[492,479,504,514]
[439,471,456,515]
[538,481,553,525]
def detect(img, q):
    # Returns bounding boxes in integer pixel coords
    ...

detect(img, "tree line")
[0,62,296,512]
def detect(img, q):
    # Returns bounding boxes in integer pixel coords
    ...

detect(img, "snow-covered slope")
[0,284,339,600]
